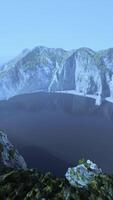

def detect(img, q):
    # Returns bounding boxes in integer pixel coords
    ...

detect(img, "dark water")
[0,92,113,176]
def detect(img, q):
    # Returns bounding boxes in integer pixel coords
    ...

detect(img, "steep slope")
[0,46,69,100]
[0,46,113,104]
[0,133,112,199]
[50,48,111,98]
[0,130,27,169]
[0,161,113,199]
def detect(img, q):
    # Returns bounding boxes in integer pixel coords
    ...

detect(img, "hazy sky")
[0,0,113,61]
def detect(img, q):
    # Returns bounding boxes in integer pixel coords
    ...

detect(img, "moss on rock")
[0,143,3,157]
[0,167,112,200]
[8,148,16,159]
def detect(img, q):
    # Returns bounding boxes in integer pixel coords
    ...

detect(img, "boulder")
[65,159,102,188]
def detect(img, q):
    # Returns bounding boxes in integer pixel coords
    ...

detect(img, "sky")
[0,0,113,61]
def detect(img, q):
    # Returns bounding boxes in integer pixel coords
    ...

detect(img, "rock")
[0,159,113,199]
[0,130,27,170]
[65,160,102,188]
[0,164,113,199]
[0,46,113,103]
[95,94,102,106]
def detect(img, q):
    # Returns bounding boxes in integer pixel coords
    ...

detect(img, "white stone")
[65,160,102,188]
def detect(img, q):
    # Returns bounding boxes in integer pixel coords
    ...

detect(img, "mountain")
[0,130,27,169]
[0,46,113,105]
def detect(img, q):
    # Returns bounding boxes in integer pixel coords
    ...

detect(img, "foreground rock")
[0,131,113,199]
[0,166,113,200]
[65,159,102,188]
[0,130,27,169]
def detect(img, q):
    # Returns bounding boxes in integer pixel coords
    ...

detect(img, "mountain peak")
[75,47,95,55]
[0,46,113,104]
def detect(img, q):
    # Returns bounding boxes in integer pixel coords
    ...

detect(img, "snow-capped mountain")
[0,46,113,105]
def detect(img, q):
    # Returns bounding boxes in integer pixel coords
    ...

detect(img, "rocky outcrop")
[0,131,112,199]
[0,160,113,199]
[0,47,69,100]
[65,159,102,188]
[0,130,27,169]
[0,46,113,104]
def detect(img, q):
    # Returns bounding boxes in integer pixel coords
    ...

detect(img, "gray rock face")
[0,130,27,169]
[0,46,113,103]
[65,160,102,188]
[50,48,111,97]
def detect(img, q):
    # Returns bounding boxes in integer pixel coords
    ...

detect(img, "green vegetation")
[78,158,85,165]
[8,147,16,159]
[0,143,3,156]
[0,167,113,199]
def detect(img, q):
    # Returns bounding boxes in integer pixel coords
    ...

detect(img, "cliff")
[0,130,27,170]
[0,46,113,105]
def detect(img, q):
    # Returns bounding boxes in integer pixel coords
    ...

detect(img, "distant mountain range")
[0,46,113,105]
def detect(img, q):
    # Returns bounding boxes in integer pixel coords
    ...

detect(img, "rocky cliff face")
[50,48,110,96]
[0,46,113,104]
[0,130,27,169]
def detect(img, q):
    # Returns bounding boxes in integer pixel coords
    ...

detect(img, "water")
[0,92,113,176]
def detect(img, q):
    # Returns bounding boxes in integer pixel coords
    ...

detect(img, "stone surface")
[0,130,27,169]
[0,164,113,199]
[65,160,102,188]
[0,46,113,104]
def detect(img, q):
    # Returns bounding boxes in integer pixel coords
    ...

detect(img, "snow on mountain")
[0,46,113,105]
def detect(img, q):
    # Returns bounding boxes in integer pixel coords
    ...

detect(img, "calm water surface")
[0,92,113,176]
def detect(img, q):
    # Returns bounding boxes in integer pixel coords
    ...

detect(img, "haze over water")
[0,92,113,176]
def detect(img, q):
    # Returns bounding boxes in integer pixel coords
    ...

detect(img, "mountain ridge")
[0,46,113,105]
